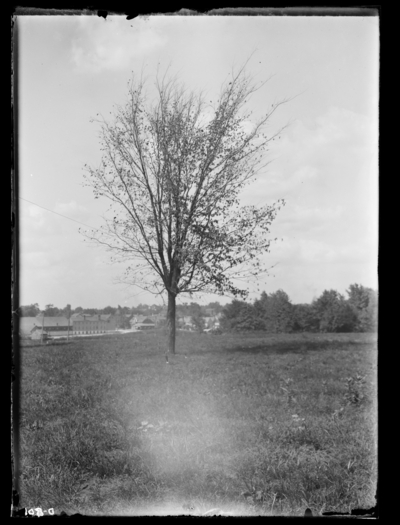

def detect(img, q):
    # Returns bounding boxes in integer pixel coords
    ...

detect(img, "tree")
[62,304,72,318]
[102,306,117,315]
[19,303,41,317]
[254,290,294,332]
[312,290,356,333]
[206,301,224,315]
[292,303,318,332]
[358,290,378,332]
[190,304,205,332]
[83,62,287,354]
[346,283,378,332]
[44,304,61,317]
[83,308,99,315]
[220,299,263,332]
[62,304,72,342]
[192,313,205,332]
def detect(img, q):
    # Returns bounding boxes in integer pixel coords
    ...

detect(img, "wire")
[19,196,102,232]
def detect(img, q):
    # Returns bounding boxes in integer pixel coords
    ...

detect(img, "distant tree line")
[220,284,377,333]
[18,285,376,333]
[18,301,224,324]
[18,303,156,318]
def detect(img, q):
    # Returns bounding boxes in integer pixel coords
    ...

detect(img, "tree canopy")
[219,283,377,334]
[19,303,41,317]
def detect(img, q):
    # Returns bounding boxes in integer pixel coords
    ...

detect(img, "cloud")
[20,200,92,288]
[54,200,90,221]
[241,106,377,246]
[278,204,344,232]
[252,106,375,195]
[70,16,167,73]
[25,204,46,225]
[237,105,378,303]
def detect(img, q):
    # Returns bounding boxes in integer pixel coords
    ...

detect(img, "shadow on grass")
[20,341,74,348]
[226,340,370,356]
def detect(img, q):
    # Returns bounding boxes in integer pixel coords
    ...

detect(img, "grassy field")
[17,331,377,516]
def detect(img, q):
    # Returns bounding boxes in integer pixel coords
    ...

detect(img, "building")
[22,314,117,338]
[203,314,222,329]
[19,317,40,338]
[177,315,194,330]
[130,313,164,329]
[72,314,116,334]
[30,316,70,337]
[150,312,166,325]
[31,326,50,341]
[130,316,155,331]
[130,314,147,328]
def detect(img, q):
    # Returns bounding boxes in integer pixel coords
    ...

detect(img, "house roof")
[131,315,146,323]
[19,317,39,335]
[85,315,103,322]
[31,325,44,332]
[151,313,165,321]
[71,313,84,320]
[35,316,70,327]
[131,315,156,324]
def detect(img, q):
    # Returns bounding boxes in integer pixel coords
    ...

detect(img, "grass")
[16,330,377,516]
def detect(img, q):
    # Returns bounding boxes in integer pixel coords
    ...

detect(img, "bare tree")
[82,62,288,354]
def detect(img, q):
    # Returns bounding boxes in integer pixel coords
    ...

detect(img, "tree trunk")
[167,291,176,355]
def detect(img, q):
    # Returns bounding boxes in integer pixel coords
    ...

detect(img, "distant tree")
[292,303,318,332]
[113,305,131,329]
[62,304,72,319]
[74,306,84,314]
[120,306,131,316]
[358,290,378,332]
[83,308,99,315]
[192,312,205,332]
[254,290,294,332]
[221,299,263,331]
[19,303,41,317]
[82,62,287,354]
[130,306,142,315]
[312,290,357,332]
[181,303,191,316]
[190,305,206,332]
[102,306,117,315]
[220,299,244,331]
[44,304,62,317]
[120,316,132,329]
[138,304,149,313]
[347,284,371,311]
[150,304,160,313]
[206,301,224,314]
[346,284,378,332]
[189,302,202,318]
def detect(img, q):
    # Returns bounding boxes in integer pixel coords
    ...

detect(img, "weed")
[280,377,297,405]
[344,374,366,405]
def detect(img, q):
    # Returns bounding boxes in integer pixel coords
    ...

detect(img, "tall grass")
[17,331,377,516]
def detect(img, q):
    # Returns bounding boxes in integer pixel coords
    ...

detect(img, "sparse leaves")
[83,66,286,301]
[82,64,287,352]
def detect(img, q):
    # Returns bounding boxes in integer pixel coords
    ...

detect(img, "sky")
[17,13,379,311]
